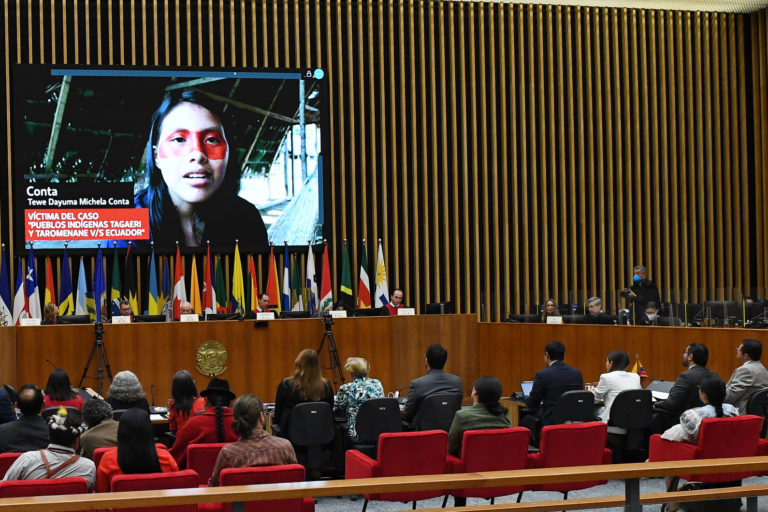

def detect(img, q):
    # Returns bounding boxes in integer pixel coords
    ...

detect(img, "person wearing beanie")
[106,370,150,413]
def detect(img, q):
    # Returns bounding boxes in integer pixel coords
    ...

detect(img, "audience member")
[334,357,385,439]
[520,341,583,442]
[588,350,642,422]
[652,343,719,433]
[2,407,95,490]
[168,370,205,434]
[42,302,59,325]
[43,369,84,411]
[79,399,118,459]
[274,349,333,435]
[170,378,237,468]
[106,370,150,413]
[95,408,178,492]
[541,299,561,322]
[384,289,405,315]
[402,344,464,430]
[0,387,16,425]
[0,384,48,453]
[208,394,297,486]
[661,376,737,444]
[724,338,768,414]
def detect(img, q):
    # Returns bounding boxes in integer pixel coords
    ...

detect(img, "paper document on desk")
[651,390,669,401]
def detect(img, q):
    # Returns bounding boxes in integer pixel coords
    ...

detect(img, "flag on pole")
[305,243,318,315]
[189,255,202,315]
[75,257,88,316]
[0,246,12,326]
[231,243,246,316]
[631,356,648,380]
[110,244,121,317]
[339,240,354,310]
[247,255,259,313]
[319,242,333,312]
[202,244,216,315]
[147,248,160,315]
[266,245,281,314]
[13,258,26,324]
[291,255,304,311]
[161,255,172,319]
[124,243,138,316]
[172,244,187,320]
[44,257,56,308]
[357,241,371,308]
[215,256,228,313]
[93,245,106,323]
[25,247,41,319]
[282,243,291,312]
[58,247,73,316]
[374,240,389,308]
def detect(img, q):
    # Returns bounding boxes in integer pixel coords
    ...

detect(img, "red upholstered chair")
[0,453,21,479]
[218,464,315,512]
[520,421,612,501]
[443,427,530,506]
[649,414,763,490]
[187,443,228,486]
[345,430,449,512]
[0,476,89,497]
[110,469,200,512]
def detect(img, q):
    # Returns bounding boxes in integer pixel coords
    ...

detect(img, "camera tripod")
[78,322,113,397]
[317,313,345,389]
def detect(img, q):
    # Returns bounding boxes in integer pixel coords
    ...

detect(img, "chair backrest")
[112,409,128,420]
[376,430,448,477]
[355,398,402,443]
[0,476,89,498]
[696,415,762,460]
[0,453,22,479]
[549,390,596,425]
[460,427,530,472]
[608,390,653,429]
[187,442,228,486]
[111,469,199,512]
[538,421,608,468]
[42,406,79,420]
[220,464,307,512]
[746,388,768,437]
[287,402,335,446]
[416,393,462,431]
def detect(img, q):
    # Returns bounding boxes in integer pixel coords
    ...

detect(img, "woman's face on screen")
[155,102,229,207]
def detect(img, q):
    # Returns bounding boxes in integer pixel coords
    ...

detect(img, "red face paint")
[157,129,228,160]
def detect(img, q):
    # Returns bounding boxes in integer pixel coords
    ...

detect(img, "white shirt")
[3,443,96,491]
[594,371,642,422]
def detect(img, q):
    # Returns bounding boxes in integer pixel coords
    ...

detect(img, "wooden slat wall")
[1,1,766,322]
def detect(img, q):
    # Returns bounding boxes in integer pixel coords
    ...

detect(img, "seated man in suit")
[520,341,583,443]
[725,338,768,413]
[0,384,48,454]
[402,344,463,430]
[651,343,719,433]
[583,296,613,325]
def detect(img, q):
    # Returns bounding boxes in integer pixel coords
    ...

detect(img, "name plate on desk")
[112,315,131,324]
[546,316,563,324]
[257,312,275,320]
[397,308,416,316]
[329,310,347,318]
[20,318,41,326]
[180,314,199,322]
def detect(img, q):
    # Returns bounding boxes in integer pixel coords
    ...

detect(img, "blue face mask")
[633,274,642,283]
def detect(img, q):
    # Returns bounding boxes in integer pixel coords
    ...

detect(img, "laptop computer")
[512,380,534,401]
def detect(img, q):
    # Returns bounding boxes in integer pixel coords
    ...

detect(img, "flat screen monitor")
[561,314,586,324]
[132,314,167,323]
[425,302,454,315]
[704,300,739,319]
[353,308,385,317]
[279,311,312,319]
[56,314,92,324]
[11,65,326,254]
[505,314,540,323]
[205,312,240,321]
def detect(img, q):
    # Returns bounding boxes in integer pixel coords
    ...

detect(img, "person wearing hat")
[169,378,237,468]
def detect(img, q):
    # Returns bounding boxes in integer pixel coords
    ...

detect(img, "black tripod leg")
[78,340,99,388]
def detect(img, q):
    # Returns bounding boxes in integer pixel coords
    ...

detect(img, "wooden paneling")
[0,1,767,322]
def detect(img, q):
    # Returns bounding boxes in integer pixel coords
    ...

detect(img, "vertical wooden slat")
[332,0,343,257]
[449,2,462,310]
[712,14,726,297]
[545,6,557,302]
[429,0,441,302]
[510,4,520,314]
[272,0,279,67]
[152,0,158,65]
[218,0,225,65]
[377,0,388,281]
[458,2,469,312]
[142,0,148,65]
[614,8,627,305]
[386,0,398,298]
[576,7,586,305]
[738,15,751,294]
[162,0,169,65]
[702,14,716,298]
[119,0,125,65]
[584,7,597,300]
[240,0,246,67]
[355,0,367,270]
[721,13,735,296]
[96,0,102,64]
[407,0,418,309]
[566,6,577,307]
[664,10,680,301]
[420,0,432,307]
[282,0,289,68]
[75,0,80,65]
[130,0,136,65]
[681,11,693,301]
[517,4,530,311]
[498,3,509,312]
[368,0,377,281]
[694,12,706,301]
[534,5,545,302]
[601,8,615,306]
[639,11,651,273]
[648,11,662,296]
[39,0,44,63]
[593,8,607,304]
[557,6,568,303]
[477,4,487,317]
[4,0,13,250]
[346,0,358,277]
[488,4,499,318]
[261,0,267,66]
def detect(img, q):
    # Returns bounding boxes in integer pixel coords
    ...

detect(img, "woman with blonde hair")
[273,349,333,434]
[334,357,385,439]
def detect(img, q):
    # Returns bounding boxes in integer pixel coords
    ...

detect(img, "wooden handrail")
[1,456,767,511]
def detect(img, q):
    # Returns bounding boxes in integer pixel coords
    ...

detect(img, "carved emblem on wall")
[196,341,228,377]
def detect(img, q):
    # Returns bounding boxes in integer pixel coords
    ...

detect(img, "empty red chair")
[444,427,530,506]
[521,421,612,500]
[650,414,763,489]
[187,442,228,486]
[0,476,89,497]
[0,453,21,479]
[110,469,200,512]
[346,430,448,512]
[218,464,314,512]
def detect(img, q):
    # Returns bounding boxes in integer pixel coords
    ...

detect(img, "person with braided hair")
[169,378,237,468]
[661,376,738,444]
[208,394,296,486]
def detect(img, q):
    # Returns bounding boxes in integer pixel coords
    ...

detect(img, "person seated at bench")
[334,357,385,440]
[661,376,737,444]
[43,369,84,411]
[587,350,641,423]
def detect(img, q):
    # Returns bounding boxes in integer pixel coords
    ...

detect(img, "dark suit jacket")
[526,361,584,426]
[0,389,15,425]
[0,414,48,453]
[403,369,464,429]
[654,364,719,419]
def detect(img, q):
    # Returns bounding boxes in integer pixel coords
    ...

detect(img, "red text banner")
[25,209,150,241]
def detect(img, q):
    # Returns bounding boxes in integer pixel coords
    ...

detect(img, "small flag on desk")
[631,356,648,380]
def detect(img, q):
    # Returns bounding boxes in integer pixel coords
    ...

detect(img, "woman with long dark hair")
[135,89,268,251]
[44,369,84,410]
[274,349,333,434]
[95,408,178,492]
[447,376,511,458]
[168,370,205,434]
[662,376,738,444]
[587,350,642,422]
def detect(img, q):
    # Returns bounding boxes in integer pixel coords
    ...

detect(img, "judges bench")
[0,316,764,405]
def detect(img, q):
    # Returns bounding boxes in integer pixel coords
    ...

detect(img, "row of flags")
[0,239,392,325]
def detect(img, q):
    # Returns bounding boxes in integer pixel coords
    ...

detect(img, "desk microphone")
[150,384,155,407]
[45,359,58,370]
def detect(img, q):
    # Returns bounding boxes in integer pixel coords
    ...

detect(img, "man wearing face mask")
[623,265,661,322]
[638,302,660,326]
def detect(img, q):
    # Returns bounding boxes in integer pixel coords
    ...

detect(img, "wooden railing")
[1,457,768,512]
